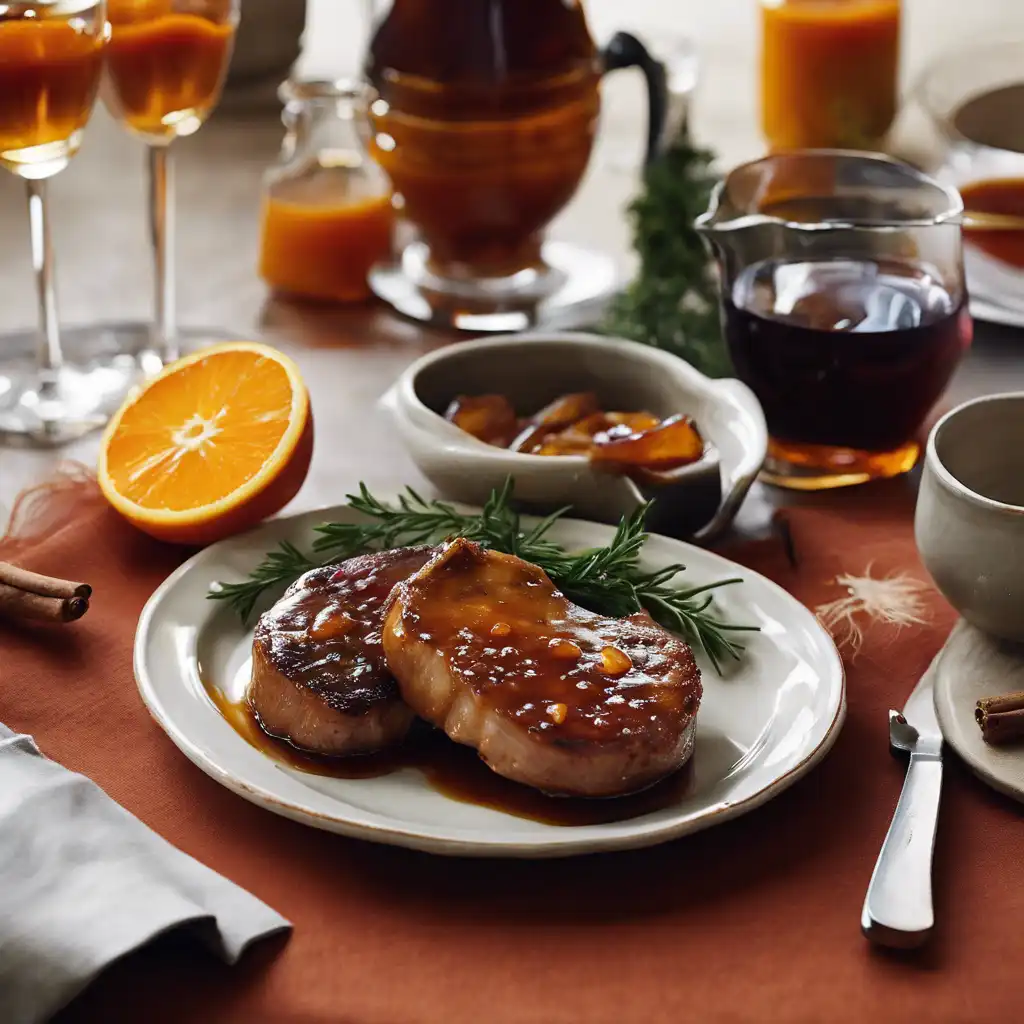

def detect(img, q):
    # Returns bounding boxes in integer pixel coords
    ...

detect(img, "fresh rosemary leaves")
[600,135,732,378]
[209,482,757,672]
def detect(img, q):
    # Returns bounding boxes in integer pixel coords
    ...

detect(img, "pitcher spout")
[695,149,964,289]
[694,175,780,284]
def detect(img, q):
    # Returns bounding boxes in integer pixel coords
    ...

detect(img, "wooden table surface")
[1,0,1023,529]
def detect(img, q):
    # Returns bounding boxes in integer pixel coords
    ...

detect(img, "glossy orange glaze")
[522,410,662,456]
[761,0,900,150]
[259,166,395,304]
[524,392,601,432]
[589,414,705,471]
[447,391,704,470]
[508,392,601,453]
[960,178,1024,269]
[387,540,701,744]
[253,548,435,715]
[105,11,235,139]
[0,20,104,156]
[443,394,519,447]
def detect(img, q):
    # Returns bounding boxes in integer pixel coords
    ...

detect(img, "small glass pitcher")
[697,150,971,491]
[259,79,394,305]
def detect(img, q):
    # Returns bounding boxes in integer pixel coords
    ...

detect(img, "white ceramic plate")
[135,505,846,858]
[966,249,1024,330]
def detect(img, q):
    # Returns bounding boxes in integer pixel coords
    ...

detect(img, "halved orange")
[98,342,313,545]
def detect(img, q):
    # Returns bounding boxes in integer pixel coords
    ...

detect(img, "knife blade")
[861,656,944,949]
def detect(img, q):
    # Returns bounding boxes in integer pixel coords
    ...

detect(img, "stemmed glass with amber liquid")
[0,0,141,444]
[102,0,239,365]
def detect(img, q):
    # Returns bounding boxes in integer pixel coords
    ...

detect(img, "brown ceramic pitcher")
[363,0,666,330]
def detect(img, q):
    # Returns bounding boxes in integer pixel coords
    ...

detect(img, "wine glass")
[102,0,240,365]
[0,0,141,445]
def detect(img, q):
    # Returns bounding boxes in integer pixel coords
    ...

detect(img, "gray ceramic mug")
[916,393,1024,641]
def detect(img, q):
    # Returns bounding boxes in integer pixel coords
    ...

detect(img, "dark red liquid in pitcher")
[724,257,971,452]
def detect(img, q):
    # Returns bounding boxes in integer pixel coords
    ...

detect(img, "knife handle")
[861,750,943,949]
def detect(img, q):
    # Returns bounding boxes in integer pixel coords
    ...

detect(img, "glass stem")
[26,178,62,377]
[149,144,177,362]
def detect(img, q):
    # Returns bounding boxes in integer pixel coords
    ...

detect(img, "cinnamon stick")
[0,561,90,600]
[0,561,91,625]
[975,690,1024,745]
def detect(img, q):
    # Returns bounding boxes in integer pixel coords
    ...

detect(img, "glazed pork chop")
[382,539,702,797]
[249,547,434,755]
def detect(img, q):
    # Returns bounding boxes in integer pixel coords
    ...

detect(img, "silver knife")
[861,660,944,949]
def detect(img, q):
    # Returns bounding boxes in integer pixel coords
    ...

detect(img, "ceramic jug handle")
[601,31,668,165]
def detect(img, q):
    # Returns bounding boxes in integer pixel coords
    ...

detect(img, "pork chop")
[249,547,434,755]
[382,539,702,797]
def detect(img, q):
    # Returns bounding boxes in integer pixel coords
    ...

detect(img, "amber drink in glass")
[0,0,143,444]
[103,0,239,363]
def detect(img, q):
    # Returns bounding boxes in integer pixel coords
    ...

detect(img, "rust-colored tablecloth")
[2,476,1020,1023]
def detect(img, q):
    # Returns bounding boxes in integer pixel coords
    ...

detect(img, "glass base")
[369,240,619,333]
[761,437,921,491]
[0,323,150,447]
[0,322,252,447]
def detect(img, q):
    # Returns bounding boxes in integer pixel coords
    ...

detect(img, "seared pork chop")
[382,539,701,796]
[249,547,434,755]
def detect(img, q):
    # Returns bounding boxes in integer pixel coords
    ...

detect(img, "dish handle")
[691,378,767,543]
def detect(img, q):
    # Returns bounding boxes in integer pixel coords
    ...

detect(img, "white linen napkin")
[0,724,290,1024]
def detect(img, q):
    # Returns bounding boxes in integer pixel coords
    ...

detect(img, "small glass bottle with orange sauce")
[760,0,901,151]
[259,80,395,304]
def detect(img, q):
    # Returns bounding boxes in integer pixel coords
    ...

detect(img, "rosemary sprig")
[600,134,732,378]
[209,481,757,672]
[209,540,318,622]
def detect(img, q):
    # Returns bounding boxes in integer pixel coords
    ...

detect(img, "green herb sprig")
[600,134,731,378]
[209,482,757,672]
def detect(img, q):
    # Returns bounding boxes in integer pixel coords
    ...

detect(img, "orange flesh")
[104,349,297,512]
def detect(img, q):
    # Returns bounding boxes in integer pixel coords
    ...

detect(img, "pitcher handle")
[601,31,668,166]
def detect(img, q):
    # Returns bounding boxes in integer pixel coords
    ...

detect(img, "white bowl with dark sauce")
[383,332,767,540]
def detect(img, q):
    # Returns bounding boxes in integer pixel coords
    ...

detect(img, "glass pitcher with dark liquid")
[363,0,665,331]
[697,151,972,490]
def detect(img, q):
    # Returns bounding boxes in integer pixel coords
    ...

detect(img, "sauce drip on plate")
[204,679,694,827]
